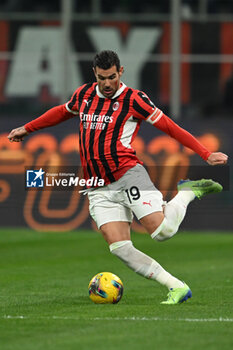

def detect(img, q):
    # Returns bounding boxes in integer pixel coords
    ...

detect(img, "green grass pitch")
[0,229,232,350]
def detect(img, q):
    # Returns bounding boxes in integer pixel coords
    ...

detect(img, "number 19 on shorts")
[125,186,141,203]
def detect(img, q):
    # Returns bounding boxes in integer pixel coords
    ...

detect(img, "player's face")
[94,65,124,98]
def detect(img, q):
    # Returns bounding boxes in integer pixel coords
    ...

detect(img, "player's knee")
[151,217,178,242]
[140,212,164,235]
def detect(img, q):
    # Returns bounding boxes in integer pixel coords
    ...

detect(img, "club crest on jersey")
[113,101,119,111]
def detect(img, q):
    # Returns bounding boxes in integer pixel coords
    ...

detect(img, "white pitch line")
[2,315,233,322]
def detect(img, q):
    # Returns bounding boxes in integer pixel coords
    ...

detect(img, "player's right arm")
[8,104,74,142]
[8,86,82,143]
[8,125,29,142]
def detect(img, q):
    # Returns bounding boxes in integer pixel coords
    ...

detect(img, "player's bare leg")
[100,221,131,245]
[142,179,223,242]
[139,192,192,242]
[139,187,196,241]
[140,211,164,234]
[101,221,186,294]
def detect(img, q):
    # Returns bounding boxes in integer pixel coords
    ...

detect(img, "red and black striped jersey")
[65,82,162,185]
[25,82,211,187]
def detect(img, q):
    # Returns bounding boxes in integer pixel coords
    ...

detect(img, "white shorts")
[88,164,164,229]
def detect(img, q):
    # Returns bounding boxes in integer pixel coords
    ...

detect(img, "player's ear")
[93,67,97,78]
[119,66,124,77]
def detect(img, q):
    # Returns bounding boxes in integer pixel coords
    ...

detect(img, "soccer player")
[8,50,228,304]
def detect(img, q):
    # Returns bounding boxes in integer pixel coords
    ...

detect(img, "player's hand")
[7,126,29,142]
[207,152,228,165]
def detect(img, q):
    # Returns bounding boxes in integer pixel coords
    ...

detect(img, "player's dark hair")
[93,50,121,71]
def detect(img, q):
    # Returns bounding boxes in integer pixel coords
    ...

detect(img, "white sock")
[155,265,184,289]
[172,190,196,207]
[152,190,195,241]
[110,240,184,289]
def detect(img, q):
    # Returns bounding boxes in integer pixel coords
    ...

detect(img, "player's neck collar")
[96,82,127,99]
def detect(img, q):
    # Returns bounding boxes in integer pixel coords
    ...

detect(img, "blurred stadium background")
[0,0,232,232]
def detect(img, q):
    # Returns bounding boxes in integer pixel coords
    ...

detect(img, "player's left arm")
[132,91,228,165]
[150,113,228,165]
[206,152,228,165]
